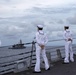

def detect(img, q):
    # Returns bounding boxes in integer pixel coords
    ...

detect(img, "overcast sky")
[0,0,76,46]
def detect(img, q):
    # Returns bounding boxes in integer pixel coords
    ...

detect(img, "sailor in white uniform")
[34,25,50,73]
[63,25,74,63]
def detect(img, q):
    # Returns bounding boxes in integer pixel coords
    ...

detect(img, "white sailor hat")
[37,25,43,28]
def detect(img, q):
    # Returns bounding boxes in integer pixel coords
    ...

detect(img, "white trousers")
[64,41,74,62]
[35,44,49,72]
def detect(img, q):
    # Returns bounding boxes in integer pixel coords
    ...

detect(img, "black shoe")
[33,71,41,73]
[46,67,50,70]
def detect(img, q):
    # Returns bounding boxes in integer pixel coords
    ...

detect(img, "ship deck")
[3,55,76,75]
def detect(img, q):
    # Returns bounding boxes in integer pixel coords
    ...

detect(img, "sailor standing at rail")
[34,25,50,73]
[63,25,74,63]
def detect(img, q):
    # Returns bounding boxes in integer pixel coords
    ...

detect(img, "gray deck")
[3,55,76,75]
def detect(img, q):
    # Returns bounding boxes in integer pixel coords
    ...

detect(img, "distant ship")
[9,40,26,49]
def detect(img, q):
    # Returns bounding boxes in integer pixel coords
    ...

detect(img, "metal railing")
[0,38,76,75]
[0,42,33,74]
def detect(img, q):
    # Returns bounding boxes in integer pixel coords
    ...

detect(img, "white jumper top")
[36,30,48,45]
[63,29,72,41]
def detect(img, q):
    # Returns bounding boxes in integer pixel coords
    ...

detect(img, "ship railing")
[0,38,76,75]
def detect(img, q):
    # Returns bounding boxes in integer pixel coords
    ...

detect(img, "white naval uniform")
[34,30,49,72]
[63,29,74,63]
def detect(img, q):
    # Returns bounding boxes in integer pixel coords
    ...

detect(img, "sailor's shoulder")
[36,32,39,35]
[64,31,66,33]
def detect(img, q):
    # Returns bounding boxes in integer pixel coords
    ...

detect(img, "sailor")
[34,25,50,73]
[63,25,74,63]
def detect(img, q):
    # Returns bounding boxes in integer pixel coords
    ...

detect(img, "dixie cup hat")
[37,25,43,28]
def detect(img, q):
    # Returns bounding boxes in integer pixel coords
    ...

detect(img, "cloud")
[0,1,76,45]
[29,6,75,15]
[57,19,64,24]
[0,0,76,18]
[0,5,75,40]
[51,31,63,37]
[67,14,76,25]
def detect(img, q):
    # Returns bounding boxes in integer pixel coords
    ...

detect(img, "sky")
[0,0,76,46]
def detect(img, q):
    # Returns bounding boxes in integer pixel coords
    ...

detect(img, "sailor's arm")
[36,33,41,45]
[36,33,45,49]
[63,31,67,41]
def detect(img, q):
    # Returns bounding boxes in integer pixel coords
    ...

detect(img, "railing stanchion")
[29,41,35,69]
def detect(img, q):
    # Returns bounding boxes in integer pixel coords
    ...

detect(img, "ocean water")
[47,39,76,46]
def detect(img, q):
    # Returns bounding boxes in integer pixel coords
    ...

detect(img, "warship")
[9,40,26,49]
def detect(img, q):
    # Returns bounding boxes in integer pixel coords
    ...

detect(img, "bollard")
[46,52,53,67]
[46,52,51,63]
[56,49,62,60]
